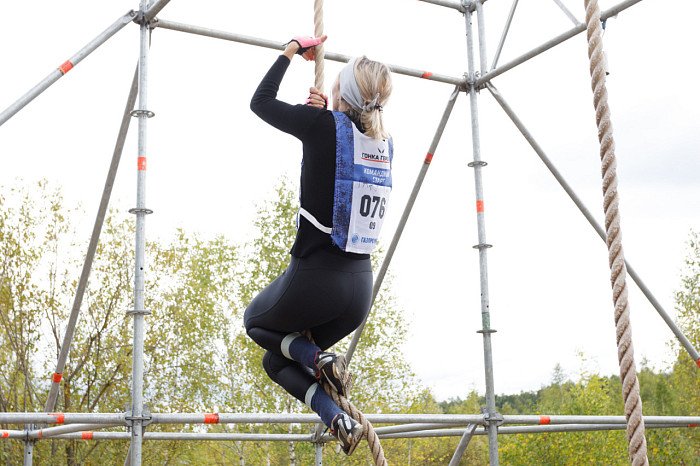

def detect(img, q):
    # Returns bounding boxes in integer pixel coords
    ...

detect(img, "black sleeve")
[250,55,322,140]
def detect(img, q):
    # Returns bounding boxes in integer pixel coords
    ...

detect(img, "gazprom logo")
[351,234,359,244]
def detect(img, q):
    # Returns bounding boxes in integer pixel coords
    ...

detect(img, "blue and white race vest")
[300,112,393,254]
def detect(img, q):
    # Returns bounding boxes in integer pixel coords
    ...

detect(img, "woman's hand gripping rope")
[283,34,327,61]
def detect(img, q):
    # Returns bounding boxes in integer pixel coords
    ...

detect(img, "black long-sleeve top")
[250,55,369,260]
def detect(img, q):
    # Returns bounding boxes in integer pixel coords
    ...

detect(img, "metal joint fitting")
[124,403,153,427]
[484,412,504,427]
[133,10,146,25]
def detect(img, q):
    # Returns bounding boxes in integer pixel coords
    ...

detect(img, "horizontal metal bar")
[1,423,693,443]
[0,413,126,425]
[503,415,700,425]
[379,423,692,439]
[0,11,136,127]
[4,412,697,431]
[149,413,486,425]
[475,0,643,87]
[373,422,465,435]
[153,19,466,87]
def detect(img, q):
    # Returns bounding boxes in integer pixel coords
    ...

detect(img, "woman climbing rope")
[243,35,393,455]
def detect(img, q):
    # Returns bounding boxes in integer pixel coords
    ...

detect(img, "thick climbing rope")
[308,2,385,463]
[583,1,649,465]
[302,330,387,464]
[313,0,325,93]
[323,381,388,466]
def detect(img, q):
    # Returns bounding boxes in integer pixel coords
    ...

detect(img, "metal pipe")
[475,0,643,87]
[372,422,465,435]
[485,83,700,364]
[1,422,691,443]
[314,442,322,465]
[149,413,485,425]
[129,4,152,464]
[143,0,173,21]
[503,414,700,425]
[345,86,461,364]
[3,411,697,427]
[0,11,136,127]
[552,0,581,26]
[465,5,499,465]
[378,422,692,439]
[153,19,466,87]
[27,423,122,440]
[44,65,139,413]
[0,413,125,424]
[418,0,466,13]
[475,1,488,74]
[490,0,519,70]
[22,425,34,466]
[448,424,478,466]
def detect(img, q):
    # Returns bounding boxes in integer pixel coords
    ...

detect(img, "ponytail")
[344,56,392,140]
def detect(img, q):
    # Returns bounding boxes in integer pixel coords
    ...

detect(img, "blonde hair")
[342,56,393,140]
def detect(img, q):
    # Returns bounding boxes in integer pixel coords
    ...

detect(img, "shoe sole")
[322,354,352,397]
[344,423,364,456]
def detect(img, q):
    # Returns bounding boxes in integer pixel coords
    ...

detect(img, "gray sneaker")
[331,413,363,456]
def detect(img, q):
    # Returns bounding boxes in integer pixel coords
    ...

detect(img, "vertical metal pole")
[465,2,499,464]
[315,442,323,465]
[23,425,34,466]
[129,4,152,465]
[45,65,140,413]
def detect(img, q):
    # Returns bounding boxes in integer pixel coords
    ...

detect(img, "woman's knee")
[262,351,289,380]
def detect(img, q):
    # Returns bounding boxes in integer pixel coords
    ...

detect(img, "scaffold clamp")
[468,161,488,167]
[130,109,155,119]
[125,403,153,427]
[128,207,154,215]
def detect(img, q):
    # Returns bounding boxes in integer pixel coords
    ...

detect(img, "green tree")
[668,230,700,460]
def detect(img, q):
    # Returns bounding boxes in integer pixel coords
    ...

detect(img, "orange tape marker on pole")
[539,415,551,425]
[52,373,63,383]
[138,157,147,171]
[50,413,65,424]
[2,431,9,438]
[58,60,74,75]
[421,71,433,79]
[204,413,220,424]
[425,152,434,164]
[476,200,485,213]
[81,432,94,440]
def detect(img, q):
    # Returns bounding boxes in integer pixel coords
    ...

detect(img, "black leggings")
[243,249,373,402]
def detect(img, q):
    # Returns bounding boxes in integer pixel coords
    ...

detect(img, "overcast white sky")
[1,0,698,402]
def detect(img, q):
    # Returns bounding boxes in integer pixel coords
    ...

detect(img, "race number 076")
[359,195,386,219]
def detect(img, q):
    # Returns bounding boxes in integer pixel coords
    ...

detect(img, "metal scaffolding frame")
[1,0,697,465]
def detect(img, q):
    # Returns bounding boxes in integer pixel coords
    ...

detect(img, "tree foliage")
[2,181,699,464]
